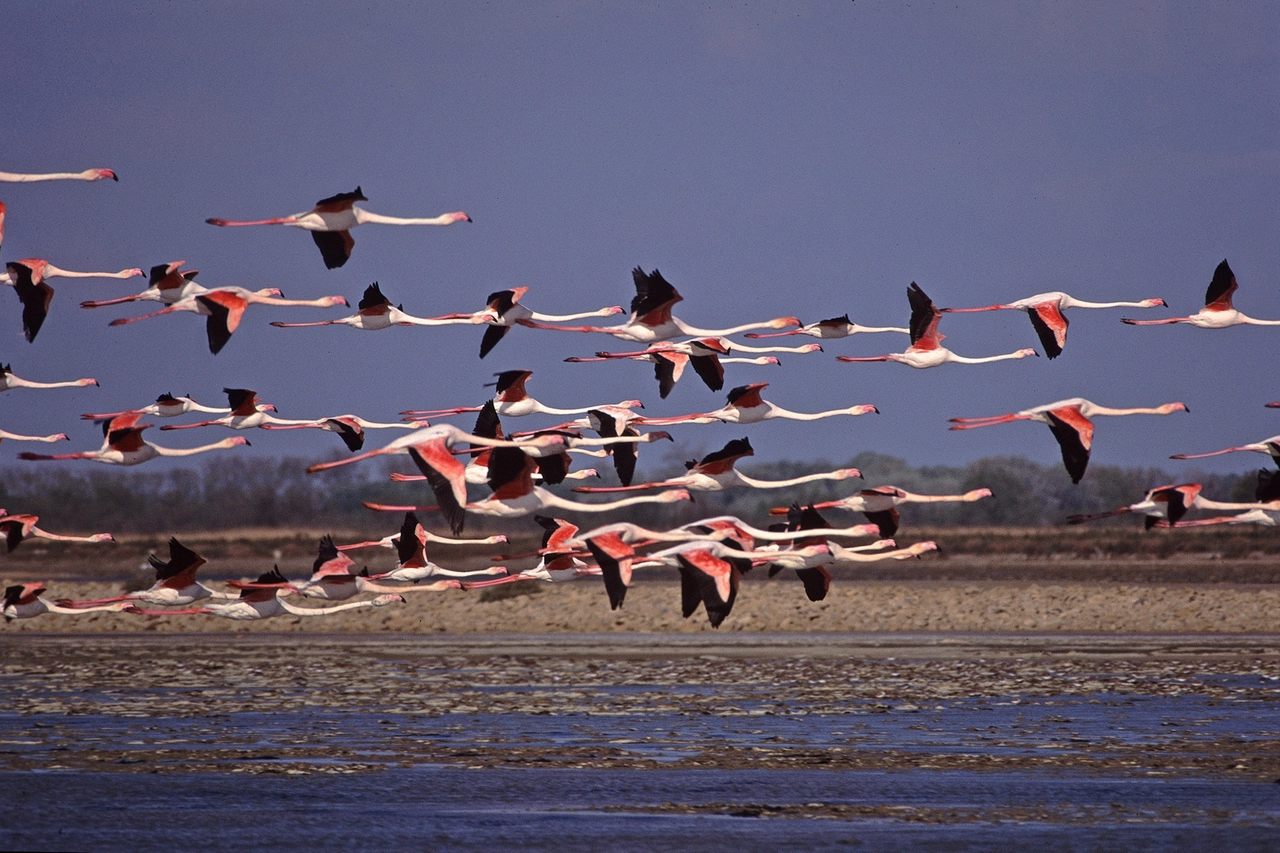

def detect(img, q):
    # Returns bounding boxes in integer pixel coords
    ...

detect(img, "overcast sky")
[2,2,1277,484]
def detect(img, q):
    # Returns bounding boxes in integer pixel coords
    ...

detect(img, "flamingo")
[1122,260,1280,329]
[565,336,801,397]
[572,437,862,494]
[337,511,507,551]
[949,398,1189,484]
[837,283,1038,368]
[3,260,143,342]
[0,362,97,392]
[772,486,995,537]
[4,583,132,622]
[942,292,1166,359]
[744,313,910,340]
[157,388,300,432]
[290,536,464,600]
[1152,508,1280,529]
[206,187,470,269]
[426,286,625,358]
[1066,483,1279,528]
[0,168,116,182]
[108,287,348,354]
[514,267,801,343]
[56,538,239,609]
[0,511,114,552]
[402,369,644,421]
[259,414,420,452]
[358,515,507,582]
[125,567,405,619]
[0,428,69,445]
[82,392,232,423]
[1170,434,1280,469]
[269,281,472,331]
[19,412,248,466]
[828,540,939,564]
[637,382,878,427]
[362,447,693,534]
[462,552,601,589]
[81,261,260,309]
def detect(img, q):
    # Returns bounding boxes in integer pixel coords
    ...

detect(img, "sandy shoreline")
[7,577,1280,634]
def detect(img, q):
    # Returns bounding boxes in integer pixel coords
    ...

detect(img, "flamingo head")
[658,489,693,504]
[373,594,407,605]
[911,541,939,557]
[618,400,645,410]
[964,488,994,501]
[602,305,625,315]
[88,533,116,543]
[88,169,118,182]
[1141,298,1168,308]
[798,343,823,353]
[225,437,251,448]
[645,431,674,442]
[850,405,878,416]
[758,356,781,365]
[79,378,100,387]
[1159,402,1190,415]
[323,296,349,308]
[770,316,802,329]
[448,212,472,224]
[1016,348,1038,358]
[842,467,863,479]
[124,268,144,278]
[257,288,286,298]
[260,404,278,413]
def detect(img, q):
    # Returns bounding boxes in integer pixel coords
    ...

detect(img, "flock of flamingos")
[3,166,1279,627]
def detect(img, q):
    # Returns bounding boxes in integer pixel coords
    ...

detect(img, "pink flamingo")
[572,437,862,495]
[0,362,97,392]
[206,187,470,269]
[514,267,801,343]
[745,313,909,340]
[949,398,1188,484]
[637,382,878,426]
[1123,260,1280,329]
[3,260,142,342]
[125,567,404,619]
[82,392,232,423]
[1066,483,1278,528]
[109,288,348,354]
[81,261,268,309]
[56,538,239,609]
[0,511,114,552]
[289,536,463,600]
[427,286,624,358]
[1171,434,1280,469]
[402,369,644,420]
[20,412,248,466]
[838,282,1038,368]
[774,485,995,537]
[4,583,132,622]
[0,428,69,445]
[0,168,116,183]
[157,388,299,431]
[270,281,472,331]
[942,290,1166,360]
[359,514,507,582]
[565,336,800,397]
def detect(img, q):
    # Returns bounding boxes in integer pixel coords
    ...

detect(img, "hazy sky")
[2,2,1277,483]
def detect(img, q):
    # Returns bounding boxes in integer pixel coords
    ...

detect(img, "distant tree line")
[0,449,1263,534]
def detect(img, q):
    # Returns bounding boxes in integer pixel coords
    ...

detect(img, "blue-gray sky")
[3,2,1277,480]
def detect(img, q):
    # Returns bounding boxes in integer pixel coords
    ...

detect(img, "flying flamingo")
[2,260,143,342]
[1151,508,1280,529]
[4,583,132,622]
[462,552,602,589]
[744,313,910,340]
[637,382,878,426]
[19,412,248,466]
[289,536,464,600]
[0,428,68,445]
[206,187,471,269]
[108,288,348,354]
[837,282,1038,368]
[82,392,232,423]
[362,447,692,534]
[269,281,473,331]
[571,437,862,495]
[426,286,625,358]
[260,414,420,452]
[1066,483,1278,528]
[402,369,644,420]
[0,168,117,183]
[0,511,114,552]
[565,336,805,397]
[56,538,239,609]
[338,511,507,552]
[125,567,405,619]
[80,261,258,309]
[514,267,801,343]
[771,485,995,537]
[1170,434,1280,469]
[358,515,507,582]
[942,291,1167,359]
[829,540,939,564]
[157,388,300,432]
[949,398,1189,484]
[1122,260,1280,329]
[0,362,97,392]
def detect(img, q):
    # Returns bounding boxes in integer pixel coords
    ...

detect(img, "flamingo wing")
[358,282,392,311]
[862,508,900,538]
[630,267,683,326]
[152,537,207,587]
[725,382,767,408]
[651,351,687,398]
[794,566,832,602]
[1204,259,1237,311]
[311,230,355,269]
[491,369,532,402]
[1026,302,1067,360]
[694,437,754,476]
[1044,407,1094,484]
[314,188,367,210]
[585,533,633,610]
[9,263,53,343]
[408,441,470,536]
[907,282,942,349]
[479,324,510,358]
[688,353,725,392]
[197,292,247,354]
[224,388,259,416]
[675,551,739,627]
[311,534,357,578]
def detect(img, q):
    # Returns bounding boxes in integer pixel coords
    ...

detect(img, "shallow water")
[2,633,1279,849]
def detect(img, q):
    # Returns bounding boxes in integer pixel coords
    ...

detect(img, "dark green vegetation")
[0,451,1263,535]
